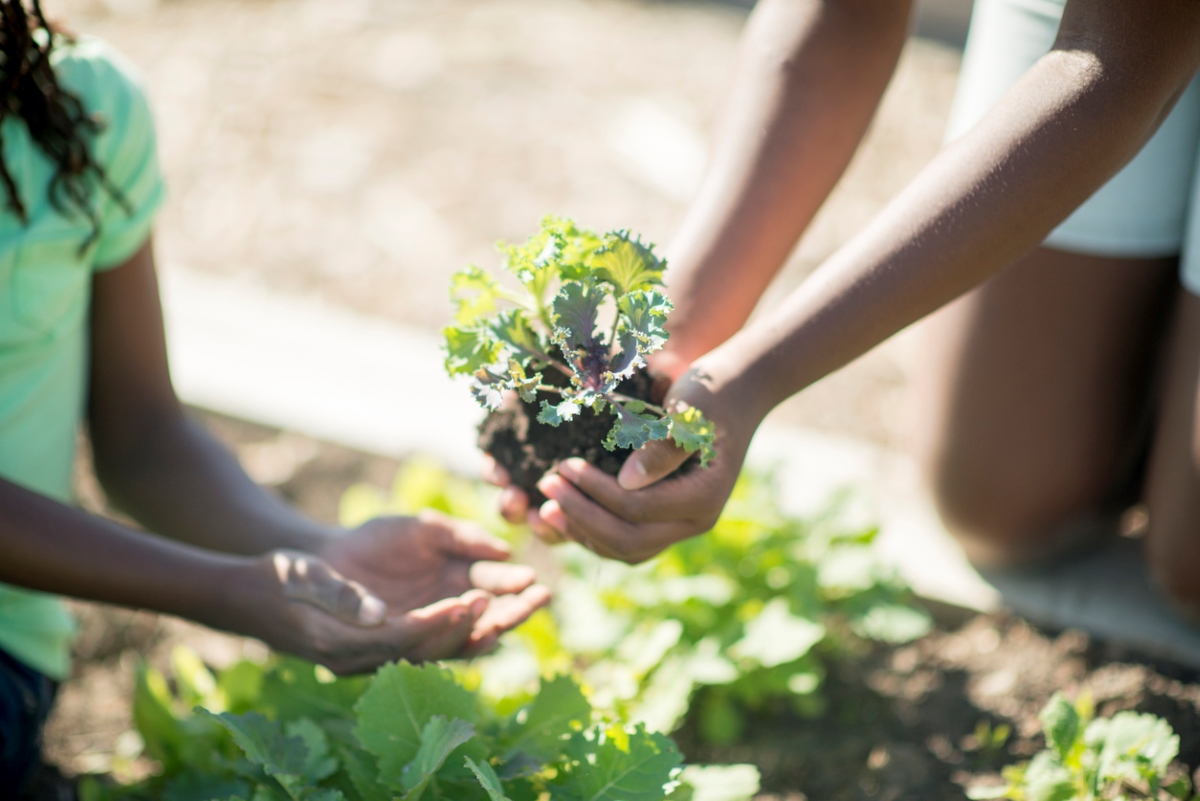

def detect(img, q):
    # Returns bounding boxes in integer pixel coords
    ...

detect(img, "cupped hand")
[314,510,550,662]
[533,361,760,564]
[482,349,694,545]
[240,548,506,675]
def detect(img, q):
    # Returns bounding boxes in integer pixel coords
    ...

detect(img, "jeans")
[0,648,57,795]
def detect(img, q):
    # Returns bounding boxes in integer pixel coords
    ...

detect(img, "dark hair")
[0,0,126,251]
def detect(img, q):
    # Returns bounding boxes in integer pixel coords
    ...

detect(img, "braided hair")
[0,0,125,250]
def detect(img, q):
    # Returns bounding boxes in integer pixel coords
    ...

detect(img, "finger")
[498,486,529,524]
[481,455,511,487]
[527,507,566,544]
[275,552,387,627]
[554,458,699,524]
[463,585,552,656]
[402,590,491,662]
[617,438,691,491]
[468,560,537,595]
[536,479,690,563]
[417,509,512,561]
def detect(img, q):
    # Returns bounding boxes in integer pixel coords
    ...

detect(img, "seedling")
[968,692,1194,801]
[443,217,715,499]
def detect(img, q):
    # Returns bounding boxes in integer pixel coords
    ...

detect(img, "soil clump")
[478,369,662,507]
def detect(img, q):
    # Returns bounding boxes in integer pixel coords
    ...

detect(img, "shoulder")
[50,35,152,125]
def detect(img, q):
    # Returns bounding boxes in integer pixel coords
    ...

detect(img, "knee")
[921,447,1112,570]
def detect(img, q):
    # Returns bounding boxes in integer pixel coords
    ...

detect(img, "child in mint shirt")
[0,3,549,793]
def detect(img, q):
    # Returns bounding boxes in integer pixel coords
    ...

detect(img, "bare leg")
[910,247,1177,568]
[1143,291,1200,611]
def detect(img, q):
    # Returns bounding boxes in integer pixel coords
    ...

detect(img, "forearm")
[93,408,334,556]
[0,476,253,626]
[664,0,912,365]
[706,41,1199,421]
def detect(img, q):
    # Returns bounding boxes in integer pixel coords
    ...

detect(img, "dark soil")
[478,369,660,507]
[676,609,1200,801]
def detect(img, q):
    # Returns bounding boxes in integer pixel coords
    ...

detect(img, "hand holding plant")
[534,359,758,562]
[445,217,717,512]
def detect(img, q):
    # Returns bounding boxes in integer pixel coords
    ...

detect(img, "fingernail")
[470,596,489,618]
[537,474,564,499]
[540,500,567,533]
[359,595,386,626]
[559,458,587,479]
[618,458,648,490]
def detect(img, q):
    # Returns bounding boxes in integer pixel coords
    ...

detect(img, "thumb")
[617,437,691,491]
[273,551,388,627]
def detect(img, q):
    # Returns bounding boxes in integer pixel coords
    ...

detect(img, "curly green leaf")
[619,290,672,355]
[667,407,716,467]
[444,326,501,377]
[539,399,582,426]
[593,231,665,297]
[470,368,508,411]
[605,404,671,452]
[553,281,603,354]
[450,266,504,326]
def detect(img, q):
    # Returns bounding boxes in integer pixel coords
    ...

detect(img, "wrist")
[693,336,777,432]
[284,522,343,556]
[182,553,274,638]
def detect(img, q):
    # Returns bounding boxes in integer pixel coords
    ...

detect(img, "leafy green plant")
[82,649,760,801]
[443,216,715,464]
[340,461,932,746]
[969,693,1194,801]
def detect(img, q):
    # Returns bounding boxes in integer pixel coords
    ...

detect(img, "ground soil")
[30,416,1200,801]
[478,369,663,507]
[679,609,1200,801]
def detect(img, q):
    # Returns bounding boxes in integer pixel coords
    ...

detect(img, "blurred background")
[57,0,969,448]
[42,0,974,784]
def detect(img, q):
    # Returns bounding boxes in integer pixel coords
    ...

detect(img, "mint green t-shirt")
[0,36,165,680]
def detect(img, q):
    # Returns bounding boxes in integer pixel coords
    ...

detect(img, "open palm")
[319,510,549,656]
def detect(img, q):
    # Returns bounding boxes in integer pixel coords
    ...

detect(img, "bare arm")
[0,474,252,624]
[534,0,1200,563]
[660,0,913,373]
[708,0,1200,420]
[0,241,545,669]
[87,239,333,555]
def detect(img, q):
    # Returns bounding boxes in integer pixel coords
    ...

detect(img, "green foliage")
[969,693,1193,801]
[442,216,715,468]
[337,461,930,746]
[85,654,757,801]
[455,468,931,743]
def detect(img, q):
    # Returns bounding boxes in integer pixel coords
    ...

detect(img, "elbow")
[1050,22,1200,148]
[89,403,188,496]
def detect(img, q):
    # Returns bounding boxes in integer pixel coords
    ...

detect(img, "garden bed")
[31,413,1200,800]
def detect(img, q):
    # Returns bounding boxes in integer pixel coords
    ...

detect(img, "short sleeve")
[60,40,167,270]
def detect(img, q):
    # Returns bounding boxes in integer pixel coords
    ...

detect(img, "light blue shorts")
[945,0,1200,294]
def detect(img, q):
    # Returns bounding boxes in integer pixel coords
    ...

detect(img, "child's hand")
[240,549,481,674]
[481,350,692,546]
[531,361,759,564]
[481,457,568,544]
[318,511,551,655]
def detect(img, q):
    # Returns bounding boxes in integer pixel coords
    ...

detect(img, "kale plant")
[82,650,759,801]
[969,693,1194,801]
[443,217,715,464]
